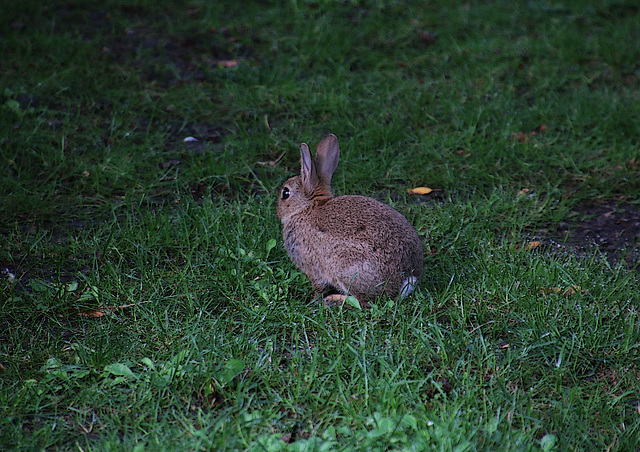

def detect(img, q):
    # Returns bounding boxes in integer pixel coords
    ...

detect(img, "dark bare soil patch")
[556,201,640,267]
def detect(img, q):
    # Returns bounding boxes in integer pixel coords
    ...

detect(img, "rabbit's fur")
[277,134,423,307]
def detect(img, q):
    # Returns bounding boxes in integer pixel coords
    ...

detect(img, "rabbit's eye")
[281,187,291,200]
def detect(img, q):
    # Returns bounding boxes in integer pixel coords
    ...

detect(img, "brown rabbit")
[277,134,423,307]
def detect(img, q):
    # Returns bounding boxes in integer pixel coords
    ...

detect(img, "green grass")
[1,0,639,450]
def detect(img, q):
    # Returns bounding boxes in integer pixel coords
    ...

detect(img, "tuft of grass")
[1,0,639,451]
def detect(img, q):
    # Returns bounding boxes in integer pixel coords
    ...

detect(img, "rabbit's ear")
[314,134,340,185]
[300,142,319,195]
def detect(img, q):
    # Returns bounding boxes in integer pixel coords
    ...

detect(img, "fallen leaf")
[256,151,286,167]
[217,59,238,68]
[539,285,584,297]
[510,132,529,143]
[524,241,542,251]
[511,125,548,143]
[79,309,106,318]
[407,186,434,195]
[75,300,152,318]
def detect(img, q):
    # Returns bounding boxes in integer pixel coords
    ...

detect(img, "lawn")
[1,0,639,450]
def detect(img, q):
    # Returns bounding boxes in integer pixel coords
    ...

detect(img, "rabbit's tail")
[399,276,418,299]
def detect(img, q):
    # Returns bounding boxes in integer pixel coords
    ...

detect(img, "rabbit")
[277,133,423,307]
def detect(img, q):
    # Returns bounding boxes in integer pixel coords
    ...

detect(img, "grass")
[1,0,639,450]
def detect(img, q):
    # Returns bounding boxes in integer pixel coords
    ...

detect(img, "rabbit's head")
[277,134,340,222]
